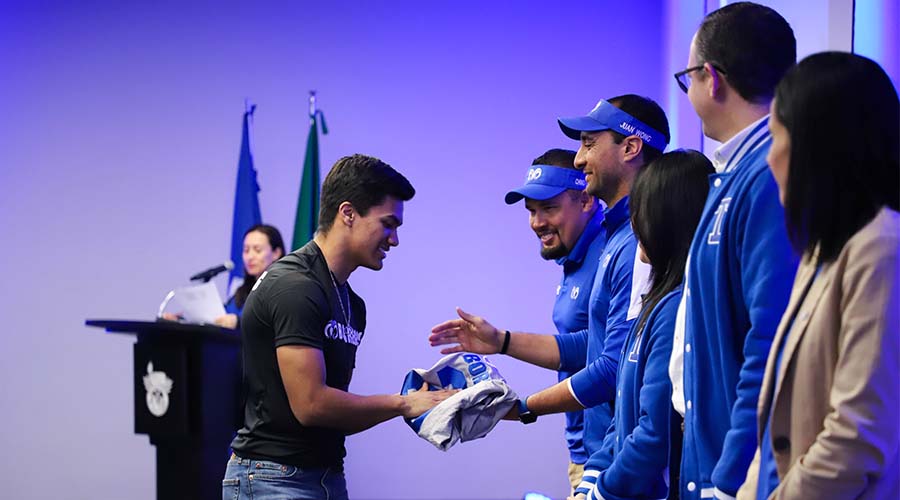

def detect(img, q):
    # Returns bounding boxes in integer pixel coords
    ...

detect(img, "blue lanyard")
[724,117,770,173]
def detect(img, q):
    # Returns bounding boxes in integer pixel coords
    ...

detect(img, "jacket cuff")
[566,378,587,408]
[713,486,736,499]
[569,366,602,407]
[574,468,599,496]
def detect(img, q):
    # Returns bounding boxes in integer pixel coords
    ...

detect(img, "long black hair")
[774,51,899,263]
[630,149,714,334]
[234,224,285,308]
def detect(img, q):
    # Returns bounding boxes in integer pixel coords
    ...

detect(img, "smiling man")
[430,95,669,488]
[551,94,667,465]
[225,154,455,500]
[502,148,604,492]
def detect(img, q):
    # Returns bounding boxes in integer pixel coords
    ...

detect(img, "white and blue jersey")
[672,119,798,499]
[552,208,606,465]
[556,197,651,456]
[575,287,681,500]
[400,353,517,451]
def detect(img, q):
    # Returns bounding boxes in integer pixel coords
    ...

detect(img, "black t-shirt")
[230,241,366,468]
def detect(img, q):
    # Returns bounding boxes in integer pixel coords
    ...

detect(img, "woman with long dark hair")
[573,149,713,500]
[218,224,285,328]
[165,224,285,328]
[738,52,899,500]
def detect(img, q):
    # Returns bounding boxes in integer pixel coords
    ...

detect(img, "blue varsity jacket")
[575,287,681,500]
[678,140,797,499]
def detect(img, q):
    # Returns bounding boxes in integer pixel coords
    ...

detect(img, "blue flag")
[228,105,262,288]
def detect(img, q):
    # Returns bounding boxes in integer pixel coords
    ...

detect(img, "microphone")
[189,260,234,283]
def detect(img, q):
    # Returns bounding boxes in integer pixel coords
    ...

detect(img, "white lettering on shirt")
[324,320,362,346]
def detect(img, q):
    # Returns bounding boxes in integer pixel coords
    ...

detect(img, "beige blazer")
[738,207,900,500]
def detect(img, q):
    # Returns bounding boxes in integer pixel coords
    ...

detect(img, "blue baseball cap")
[504,165,587,205]
[558,99,668,152]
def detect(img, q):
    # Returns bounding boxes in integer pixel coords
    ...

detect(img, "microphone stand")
[156,289,176,319]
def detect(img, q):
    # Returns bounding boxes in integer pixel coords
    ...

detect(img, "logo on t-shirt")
[143,361,173,417]
[570,286,580,300]
[325,320,363,346]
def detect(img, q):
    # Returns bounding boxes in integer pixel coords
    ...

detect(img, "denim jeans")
[222,453,349,500]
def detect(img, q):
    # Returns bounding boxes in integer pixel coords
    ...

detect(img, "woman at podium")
[218,224,285,329]
[162,224,285,329]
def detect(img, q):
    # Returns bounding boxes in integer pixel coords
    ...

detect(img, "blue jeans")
[222,453,349,500]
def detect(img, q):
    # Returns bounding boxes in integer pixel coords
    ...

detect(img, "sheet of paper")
[173,282,226,324]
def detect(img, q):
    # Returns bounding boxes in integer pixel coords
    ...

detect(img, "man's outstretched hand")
[429,307,503,355]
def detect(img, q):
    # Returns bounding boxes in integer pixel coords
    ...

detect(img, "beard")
[540,242,569,260]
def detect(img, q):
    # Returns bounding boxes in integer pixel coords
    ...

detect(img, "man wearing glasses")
[669,3,799,499]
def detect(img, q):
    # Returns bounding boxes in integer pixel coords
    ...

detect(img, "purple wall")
[4,1,893,498]
[854,0,900,88]
[7,0,895,498]
[0,2,665,498]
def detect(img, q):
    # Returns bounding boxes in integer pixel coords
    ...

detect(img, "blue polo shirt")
[556,197,651,456]
[551,207,606,465]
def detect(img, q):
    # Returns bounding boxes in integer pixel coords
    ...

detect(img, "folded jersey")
[400,352,518,451]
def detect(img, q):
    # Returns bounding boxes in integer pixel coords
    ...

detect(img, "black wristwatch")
[517,398,537,424]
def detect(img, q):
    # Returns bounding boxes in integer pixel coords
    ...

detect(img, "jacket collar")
[757,248,833,438]
[603,196,631,234]
[713,114,771,174]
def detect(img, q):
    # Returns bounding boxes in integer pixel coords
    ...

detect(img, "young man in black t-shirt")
[224,154,454,500]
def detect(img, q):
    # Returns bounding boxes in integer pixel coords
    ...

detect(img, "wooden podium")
[86,319,241,500]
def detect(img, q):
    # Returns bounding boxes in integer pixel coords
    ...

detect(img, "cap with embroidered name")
[558,99,668,152]
[504,165,587,205]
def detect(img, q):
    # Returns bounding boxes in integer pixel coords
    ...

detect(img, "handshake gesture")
[429,307,505,355]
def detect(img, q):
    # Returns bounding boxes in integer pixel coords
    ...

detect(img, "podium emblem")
[143,361,173,417]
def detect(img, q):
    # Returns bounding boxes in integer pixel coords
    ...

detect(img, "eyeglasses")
[673,64,726,93]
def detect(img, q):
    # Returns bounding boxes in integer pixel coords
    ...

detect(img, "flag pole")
[291,91,323,250]
[228,100,263,291]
